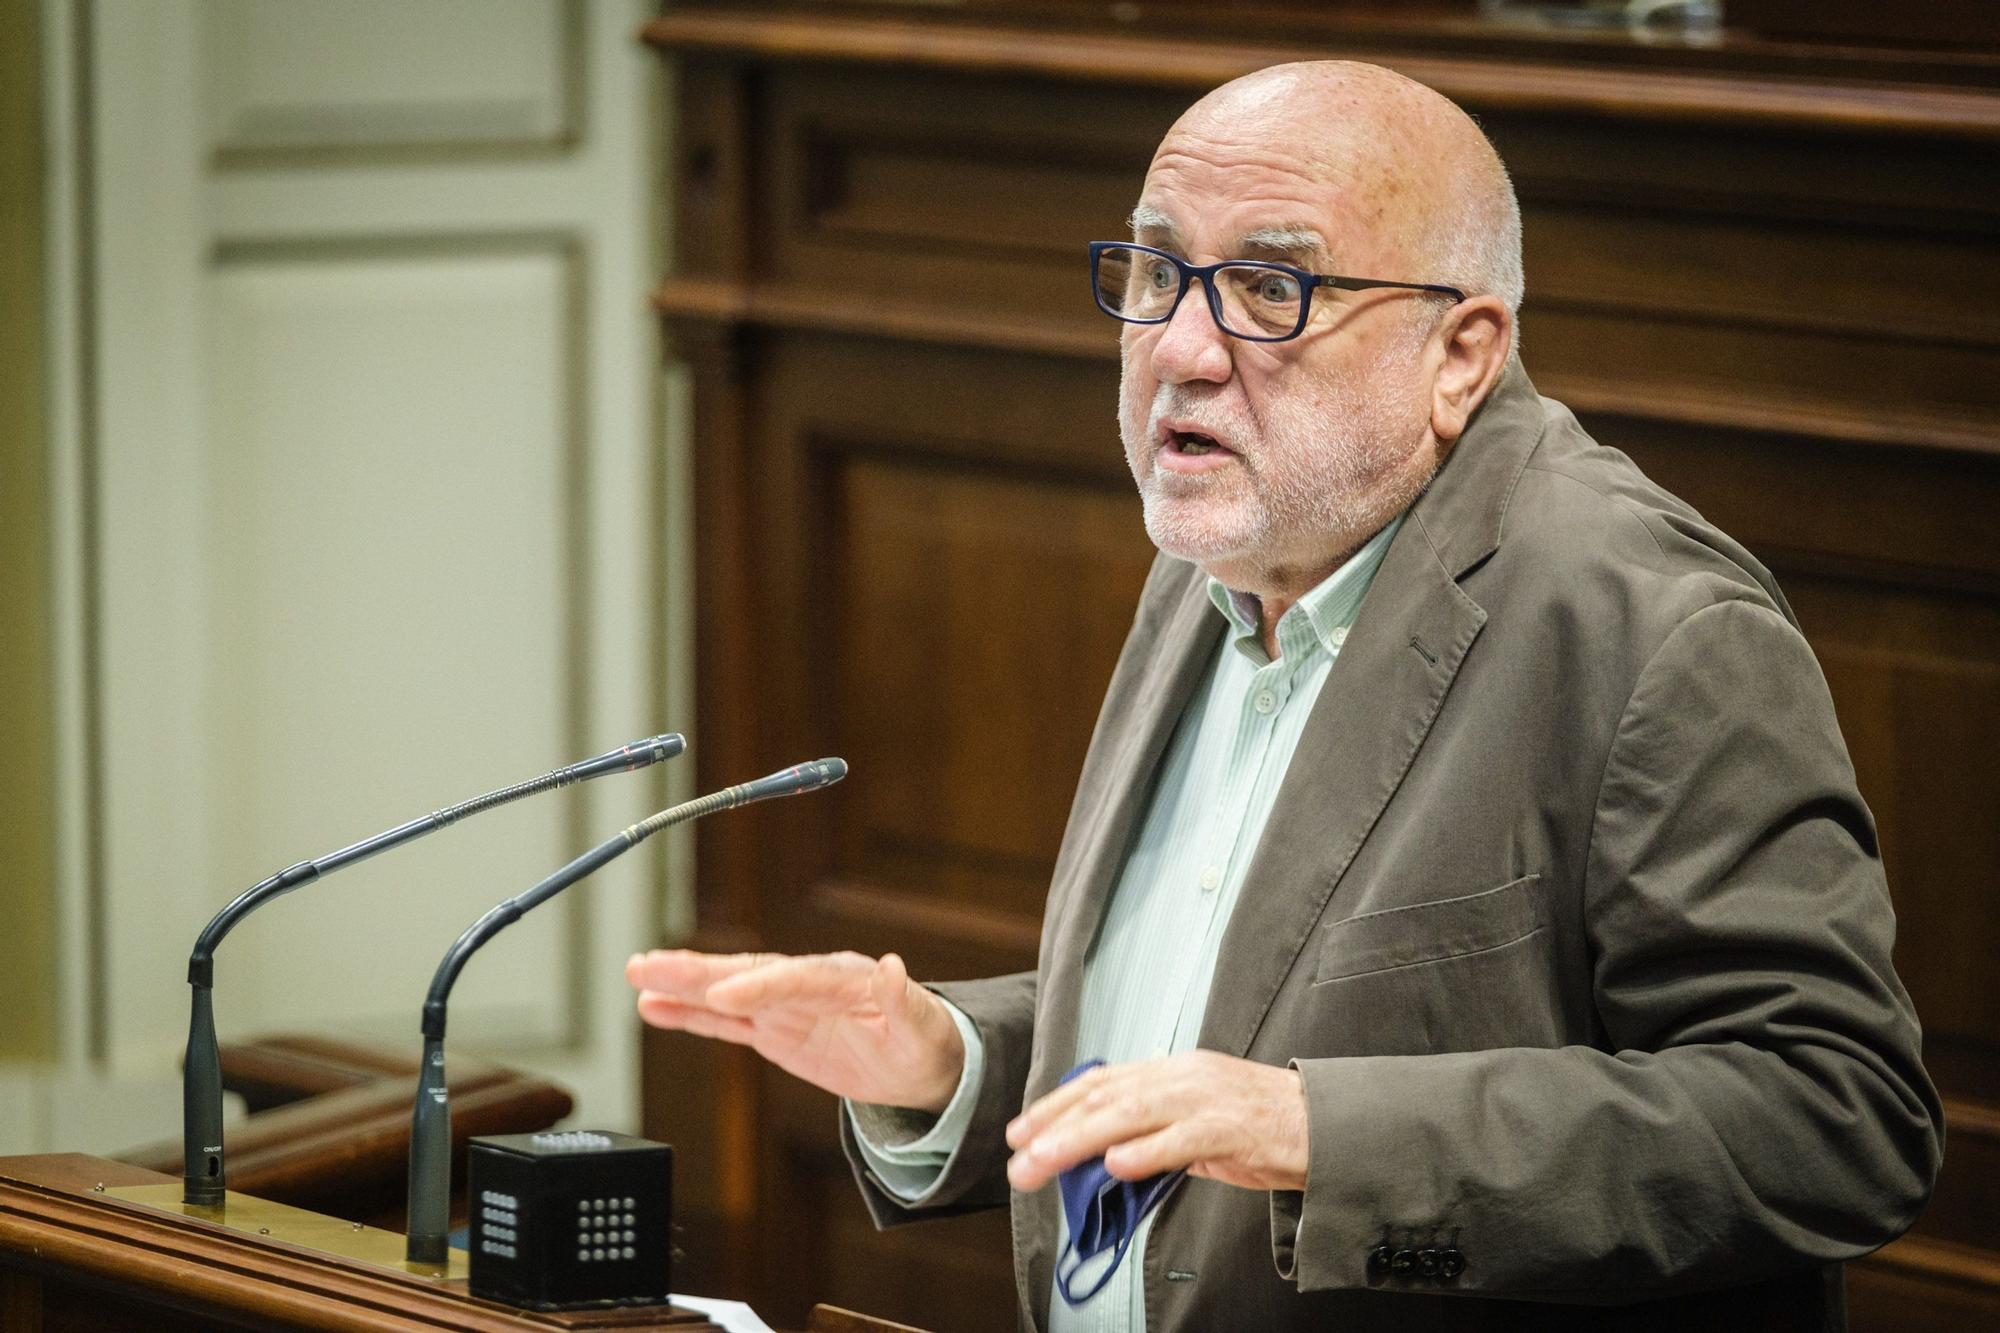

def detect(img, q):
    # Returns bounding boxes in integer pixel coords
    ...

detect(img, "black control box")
[466,1129,673,1310]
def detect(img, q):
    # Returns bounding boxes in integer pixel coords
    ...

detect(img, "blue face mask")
[1053,1060,1188,1307]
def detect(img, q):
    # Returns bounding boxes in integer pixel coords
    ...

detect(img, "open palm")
[626,948,965,1114]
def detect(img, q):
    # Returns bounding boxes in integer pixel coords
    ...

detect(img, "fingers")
[1103,1123,1202,1181]
[625,949,779,999]
[1006,1062,1113,1149]
[1004,1054,1308,1194]
[1008,1068,1173,1192]
[635,991,758,1044]
[706,951,874,1015]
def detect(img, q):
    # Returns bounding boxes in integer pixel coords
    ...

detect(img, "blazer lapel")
[1195,524,1486,1059]
[1196,364,1546,1060]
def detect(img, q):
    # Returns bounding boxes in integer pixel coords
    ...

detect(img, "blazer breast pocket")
[1314,874,1546,986]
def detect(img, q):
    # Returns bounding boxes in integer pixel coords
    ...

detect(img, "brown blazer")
[843,366,1943,1331]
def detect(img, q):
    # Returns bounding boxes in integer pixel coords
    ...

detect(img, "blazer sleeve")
[1276,597,1944,1300]
[842,970,1038,1227]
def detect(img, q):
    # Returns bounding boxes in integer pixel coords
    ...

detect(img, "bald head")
[1116,62,1523,603]
[1155,62,1523,317]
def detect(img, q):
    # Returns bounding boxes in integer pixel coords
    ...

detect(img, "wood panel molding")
[1853,1234,2000,1323]
[808,878,1044,959]
[656,278,2000,462]
[1540,373,2000,461]
[644,9,2000,140]
[654,275,1110,362]
[205,0,588,166]
[809,1305,937,1333]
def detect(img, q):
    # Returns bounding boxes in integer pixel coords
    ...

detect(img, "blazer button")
[1439,1247,1466,1280]
[1416,1247,1441,1277]
[1367,1245,1394,1276]
[1389,1248,1417,1278]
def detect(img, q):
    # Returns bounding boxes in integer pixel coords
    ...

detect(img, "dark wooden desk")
[0,1154,721,1332]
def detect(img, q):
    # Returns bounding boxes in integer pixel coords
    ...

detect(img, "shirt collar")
[1205,513,1406,661]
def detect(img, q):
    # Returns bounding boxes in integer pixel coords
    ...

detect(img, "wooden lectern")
[0,1154,725,1331]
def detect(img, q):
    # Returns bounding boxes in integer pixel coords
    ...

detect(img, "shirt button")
[1330,626,1349,648]
[1199,865,1221,892]
[1253,691,1277,715]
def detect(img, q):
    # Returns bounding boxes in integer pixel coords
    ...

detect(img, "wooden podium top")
[0,1153,724,1331]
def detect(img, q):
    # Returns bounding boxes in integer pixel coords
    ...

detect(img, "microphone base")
[406,1232,451,1267]
[182,1180,225,1208]
[104,1183,470,1280]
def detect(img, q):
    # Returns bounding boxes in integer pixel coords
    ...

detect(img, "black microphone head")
[640,733,687,762]
[570,733,687,781]
[796,757,847,789]
[733,757,849,806]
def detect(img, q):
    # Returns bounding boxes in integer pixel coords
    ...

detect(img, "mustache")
[1144,388,1258,453]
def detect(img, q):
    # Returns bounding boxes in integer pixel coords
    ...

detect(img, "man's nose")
[1148,280,1233,386]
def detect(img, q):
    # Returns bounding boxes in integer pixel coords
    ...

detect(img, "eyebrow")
[1124,206,1327,265]
[1237,225,1328,264]
[1127,203,1178,242]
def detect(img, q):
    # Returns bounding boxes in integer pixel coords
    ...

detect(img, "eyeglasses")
[1089,241,1466,343]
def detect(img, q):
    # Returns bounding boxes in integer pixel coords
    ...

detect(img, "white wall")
[22,0,687,1155]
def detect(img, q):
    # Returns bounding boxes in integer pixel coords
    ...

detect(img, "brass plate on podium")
[106,1183,471,1280]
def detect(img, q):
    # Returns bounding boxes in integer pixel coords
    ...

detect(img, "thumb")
[872,952,914,1028]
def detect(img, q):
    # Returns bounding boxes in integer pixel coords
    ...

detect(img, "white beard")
[1118,339,1433,578]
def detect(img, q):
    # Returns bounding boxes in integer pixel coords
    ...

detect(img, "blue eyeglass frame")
[1088,240,1467,343]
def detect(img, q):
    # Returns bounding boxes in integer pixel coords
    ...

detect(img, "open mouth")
[1162,426,1234,459]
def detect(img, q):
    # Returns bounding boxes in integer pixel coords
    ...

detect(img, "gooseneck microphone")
[181,733,686,1208]
[402,757,847,1266]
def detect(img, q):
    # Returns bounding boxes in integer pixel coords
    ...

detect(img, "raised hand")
[626,949,966,1114]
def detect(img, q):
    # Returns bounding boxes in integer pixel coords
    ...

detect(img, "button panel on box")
[575,1195,640,1262]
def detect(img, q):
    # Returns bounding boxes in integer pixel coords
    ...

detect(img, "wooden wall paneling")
[644,6,2000,139]
[1731,0,2000,48]
[660,326,767,1300]
[1490,109,2000,459]
[1492,113,2000,234]
[763,1073,1013,1333]
[752,334,1152,960]
[673,60,757,284]
[760,66,1177,322]
[646,10,2000,1328]
[656,58,771,1306]
[730,329,1149,1326]
[1848,1232,2000,1333]
[1586,423,2000,589]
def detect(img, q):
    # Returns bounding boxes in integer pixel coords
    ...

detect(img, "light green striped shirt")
[849,515,1404,1331]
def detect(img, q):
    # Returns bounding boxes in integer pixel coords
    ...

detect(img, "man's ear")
[1430,295,1512,443]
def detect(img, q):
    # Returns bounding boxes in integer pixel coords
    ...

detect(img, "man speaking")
[627,61,1941,1330]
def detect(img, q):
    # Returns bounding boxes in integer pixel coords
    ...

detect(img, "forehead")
[1135,125,1397,264]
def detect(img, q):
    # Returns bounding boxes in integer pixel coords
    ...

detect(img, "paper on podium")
[671,1293,774,1333]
